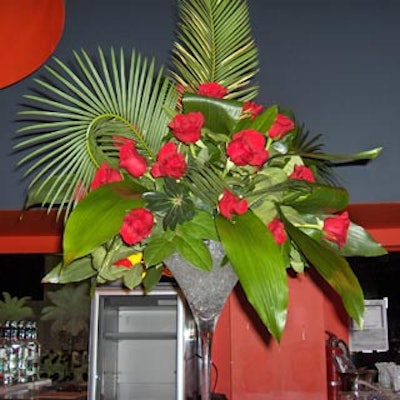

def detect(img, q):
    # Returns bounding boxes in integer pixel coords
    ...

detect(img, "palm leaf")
[15,47,177,216]
[292,122,383,186]
[291,123,339,185]
[0,292,34,322]
[41,283,91,336]
[170,0,259,100]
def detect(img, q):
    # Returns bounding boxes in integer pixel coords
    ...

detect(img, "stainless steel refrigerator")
[88,282,198,400]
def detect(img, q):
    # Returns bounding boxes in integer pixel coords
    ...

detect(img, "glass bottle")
[7,321,21,384]
[25,321,40,382]
[0,323,7,384]
[2,321,12,385]
[17,320,28,383]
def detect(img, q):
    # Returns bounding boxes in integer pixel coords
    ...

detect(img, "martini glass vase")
[166,240,238,400]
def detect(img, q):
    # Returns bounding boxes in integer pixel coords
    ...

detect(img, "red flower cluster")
[323,211,350,248]
[151,142,187,179]
[289,164,315,183]
[226,129,268,168]
[89,92,301,247]
[197,82,227,98]
[242,101,263,120]
[119,141,147,178]
[268,114,295,140]
[267,217,287,245]
[168,112,204,143]
[120,208,154,245]
[218,189,248,220]
[90,163,122,190]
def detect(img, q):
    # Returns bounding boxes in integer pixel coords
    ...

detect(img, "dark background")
[1,0,399,209]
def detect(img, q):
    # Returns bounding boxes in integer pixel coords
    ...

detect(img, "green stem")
[97,236,123,279]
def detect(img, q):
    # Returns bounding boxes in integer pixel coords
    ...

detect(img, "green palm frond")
[15,47,178,217]
[41,283,90,337]
[291,122,339,185]
[185,160,226,206]
[170,0,259,100]
[0,292,35,322]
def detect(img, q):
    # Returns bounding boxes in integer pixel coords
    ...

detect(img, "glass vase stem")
[165,241,238,399]
[196,316,217,400]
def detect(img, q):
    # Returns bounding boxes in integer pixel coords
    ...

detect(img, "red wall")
[213,273,346,400]
[211,202,400,399]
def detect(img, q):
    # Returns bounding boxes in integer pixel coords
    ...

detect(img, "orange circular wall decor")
[0,0,65,89]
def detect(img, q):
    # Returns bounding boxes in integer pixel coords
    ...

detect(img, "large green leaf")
[142,265,164,293]
[144,231,176,267]
[174,236,213,271]
[236,104,278,133]
[144,211,218,268]
[340,222,387,257]
[63,180,144,264]
[216,211,288,341]
[283,217,364,328]
[182,94,243,133]
[177,210,219,241]
[42,258,96,284]
[285,183,349,214]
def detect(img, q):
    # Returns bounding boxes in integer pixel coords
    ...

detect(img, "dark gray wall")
[1,0,399,209]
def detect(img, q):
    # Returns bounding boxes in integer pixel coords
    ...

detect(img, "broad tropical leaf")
[182,94,243,133]
[42,258,96,284]
[283,217,364,327]
[284,183,349,214]
[63,180,145,263]
[338,222,387,257]
[216,211,288,341]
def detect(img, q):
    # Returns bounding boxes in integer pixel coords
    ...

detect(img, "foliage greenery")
[15,0,386,340]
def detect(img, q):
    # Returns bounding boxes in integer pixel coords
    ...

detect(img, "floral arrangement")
[15,0,386,340]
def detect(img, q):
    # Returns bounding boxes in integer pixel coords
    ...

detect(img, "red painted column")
[228,274,327,400]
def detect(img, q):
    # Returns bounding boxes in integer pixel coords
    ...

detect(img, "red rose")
[226,129,269,167]
[268,114,295,140]
[120,208,154,245]
[119,141,147,178]
[150,142,187,179]
[197,82,227,98]
[242,101,263,120]
[90,162,122,190]
[289,164,316,183]
[267,217,287,245]
[218,189,248,220]
[323,211,350,248]
[168,112,205,144]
